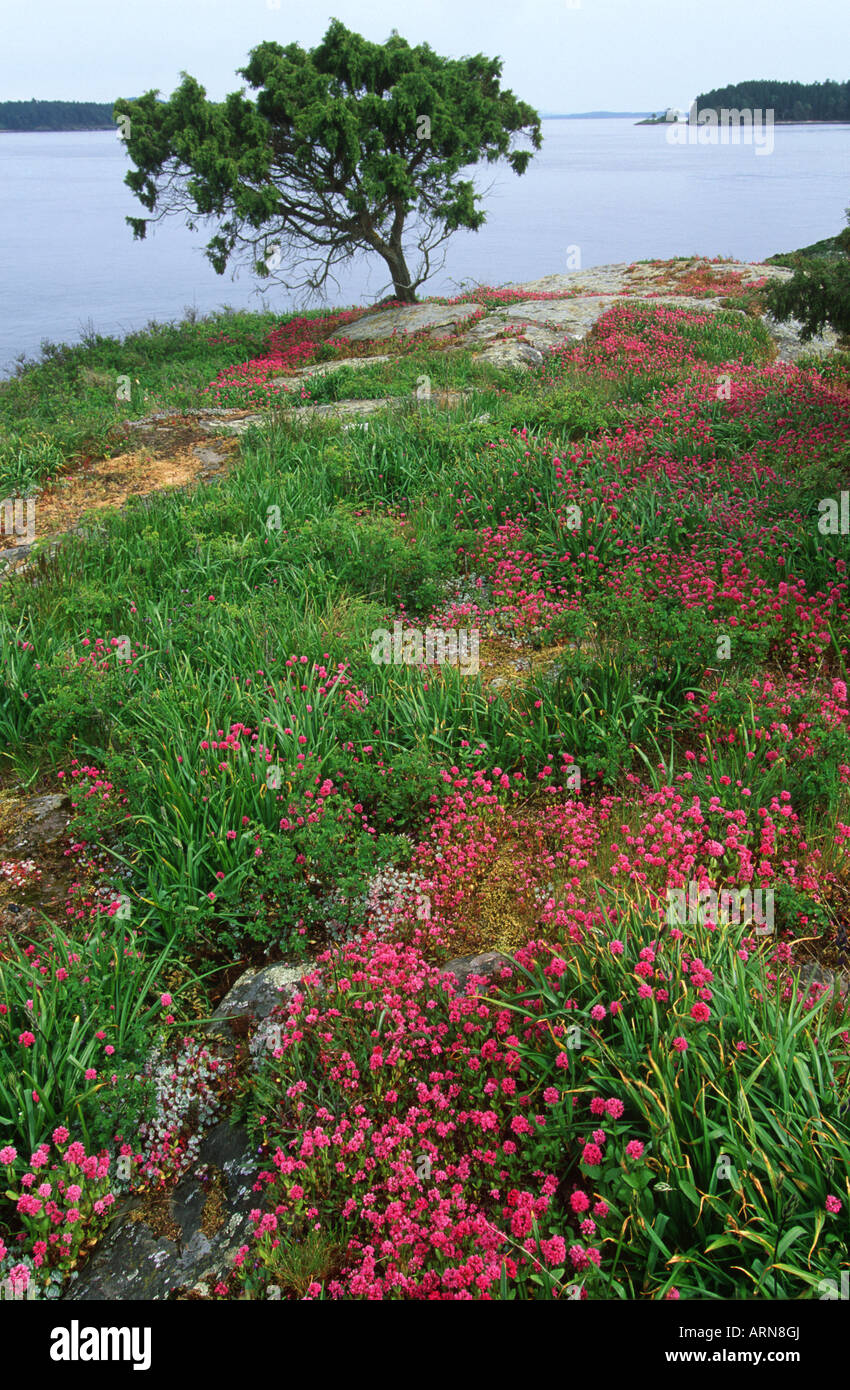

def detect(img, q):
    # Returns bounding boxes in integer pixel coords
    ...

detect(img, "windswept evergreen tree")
[115,21,541,303]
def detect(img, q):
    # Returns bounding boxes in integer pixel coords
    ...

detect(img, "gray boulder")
[2,792,70,851]
[342,301,480,341]
[214,961,306,1023]
[762,314,839,362]
[476,340,545,370]
[64,1122,260,1301]
[440,951,514,991]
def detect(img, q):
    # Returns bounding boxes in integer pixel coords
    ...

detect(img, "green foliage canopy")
[766,217,850,340]
[115,21,542,303]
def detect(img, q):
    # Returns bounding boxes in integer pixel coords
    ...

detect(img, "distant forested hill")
[0,99,115,130]
[695,79,850,122]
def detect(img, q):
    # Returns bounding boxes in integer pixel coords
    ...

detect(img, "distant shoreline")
[5,115,850,134]
[541,111,654,119]
[0,98,117,132]
[3,114,651,133]
[638,116,850,126]
[0,126,115,133]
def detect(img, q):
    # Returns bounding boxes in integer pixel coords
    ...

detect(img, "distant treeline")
[0,100,115,131]
[694,79,850,122]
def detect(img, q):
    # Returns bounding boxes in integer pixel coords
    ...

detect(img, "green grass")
[1,295,849,1247]
[0,306,329,495]
[290,347,506,405]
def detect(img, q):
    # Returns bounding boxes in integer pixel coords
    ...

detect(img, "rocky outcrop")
[341,301,481,341]
[465,293,737,362]
[475,340,545,370]
[1,792,70,853]
[337,261,837,366]
[440,951,514,990]
[507,260,793,297]
[279,353,391,382]
[761,314,839,361]
[213,960,306,1024]
[63,1121,259,1301]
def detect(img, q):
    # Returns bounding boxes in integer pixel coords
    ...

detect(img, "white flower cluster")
[362,865,431,938]
[305,847,428,945]
[138,1038,225,1176]
[438,571,492,611]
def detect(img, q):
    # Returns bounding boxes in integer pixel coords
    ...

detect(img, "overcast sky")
[2,0,848,113]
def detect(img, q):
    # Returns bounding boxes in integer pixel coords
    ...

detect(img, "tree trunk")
[382,243,416,303]
[360,213,417,303]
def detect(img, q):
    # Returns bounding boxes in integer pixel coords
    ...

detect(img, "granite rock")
[64,1122,259,1301]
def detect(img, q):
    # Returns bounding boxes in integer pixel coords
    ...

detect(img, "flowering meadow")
[1,273,849,1299]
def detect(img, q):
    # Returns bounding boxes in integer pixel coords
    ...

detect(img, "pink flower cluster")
[0,1131,119,1289]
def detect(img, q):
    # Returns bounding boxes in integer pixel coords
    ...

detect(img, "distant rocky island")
[638,78,850,124]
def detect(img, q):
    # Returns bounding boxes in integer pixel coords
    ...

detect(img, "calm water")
[1,119,849,375]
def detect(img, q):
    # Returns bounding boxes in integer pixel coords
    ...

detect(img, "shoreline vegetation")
[0,251,803,472]
[0,99,117,132]
[768,232,849,265]
[0,103,660,132]
[0,250,849,1300]
[638,78,850,125]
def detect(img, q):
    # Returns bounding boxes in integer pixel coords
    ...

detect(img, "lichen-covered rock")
[214,961,306,1023]
[342,301,481,341]
[507,260,792,298]
[440,951,514,991]
[63,1122,259,1301]
[500,293,731,338]
[2,792,70,851]
[475,340,545,370]
[762,314,839,362]
[288,353,391,380]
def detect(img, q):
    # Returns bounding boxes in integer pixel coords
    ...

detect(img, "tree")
[766,215,850,340]
[114,21,542,304]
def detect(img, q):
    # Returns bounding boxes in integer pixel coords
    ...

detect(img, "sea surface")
[1,118,849,375]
